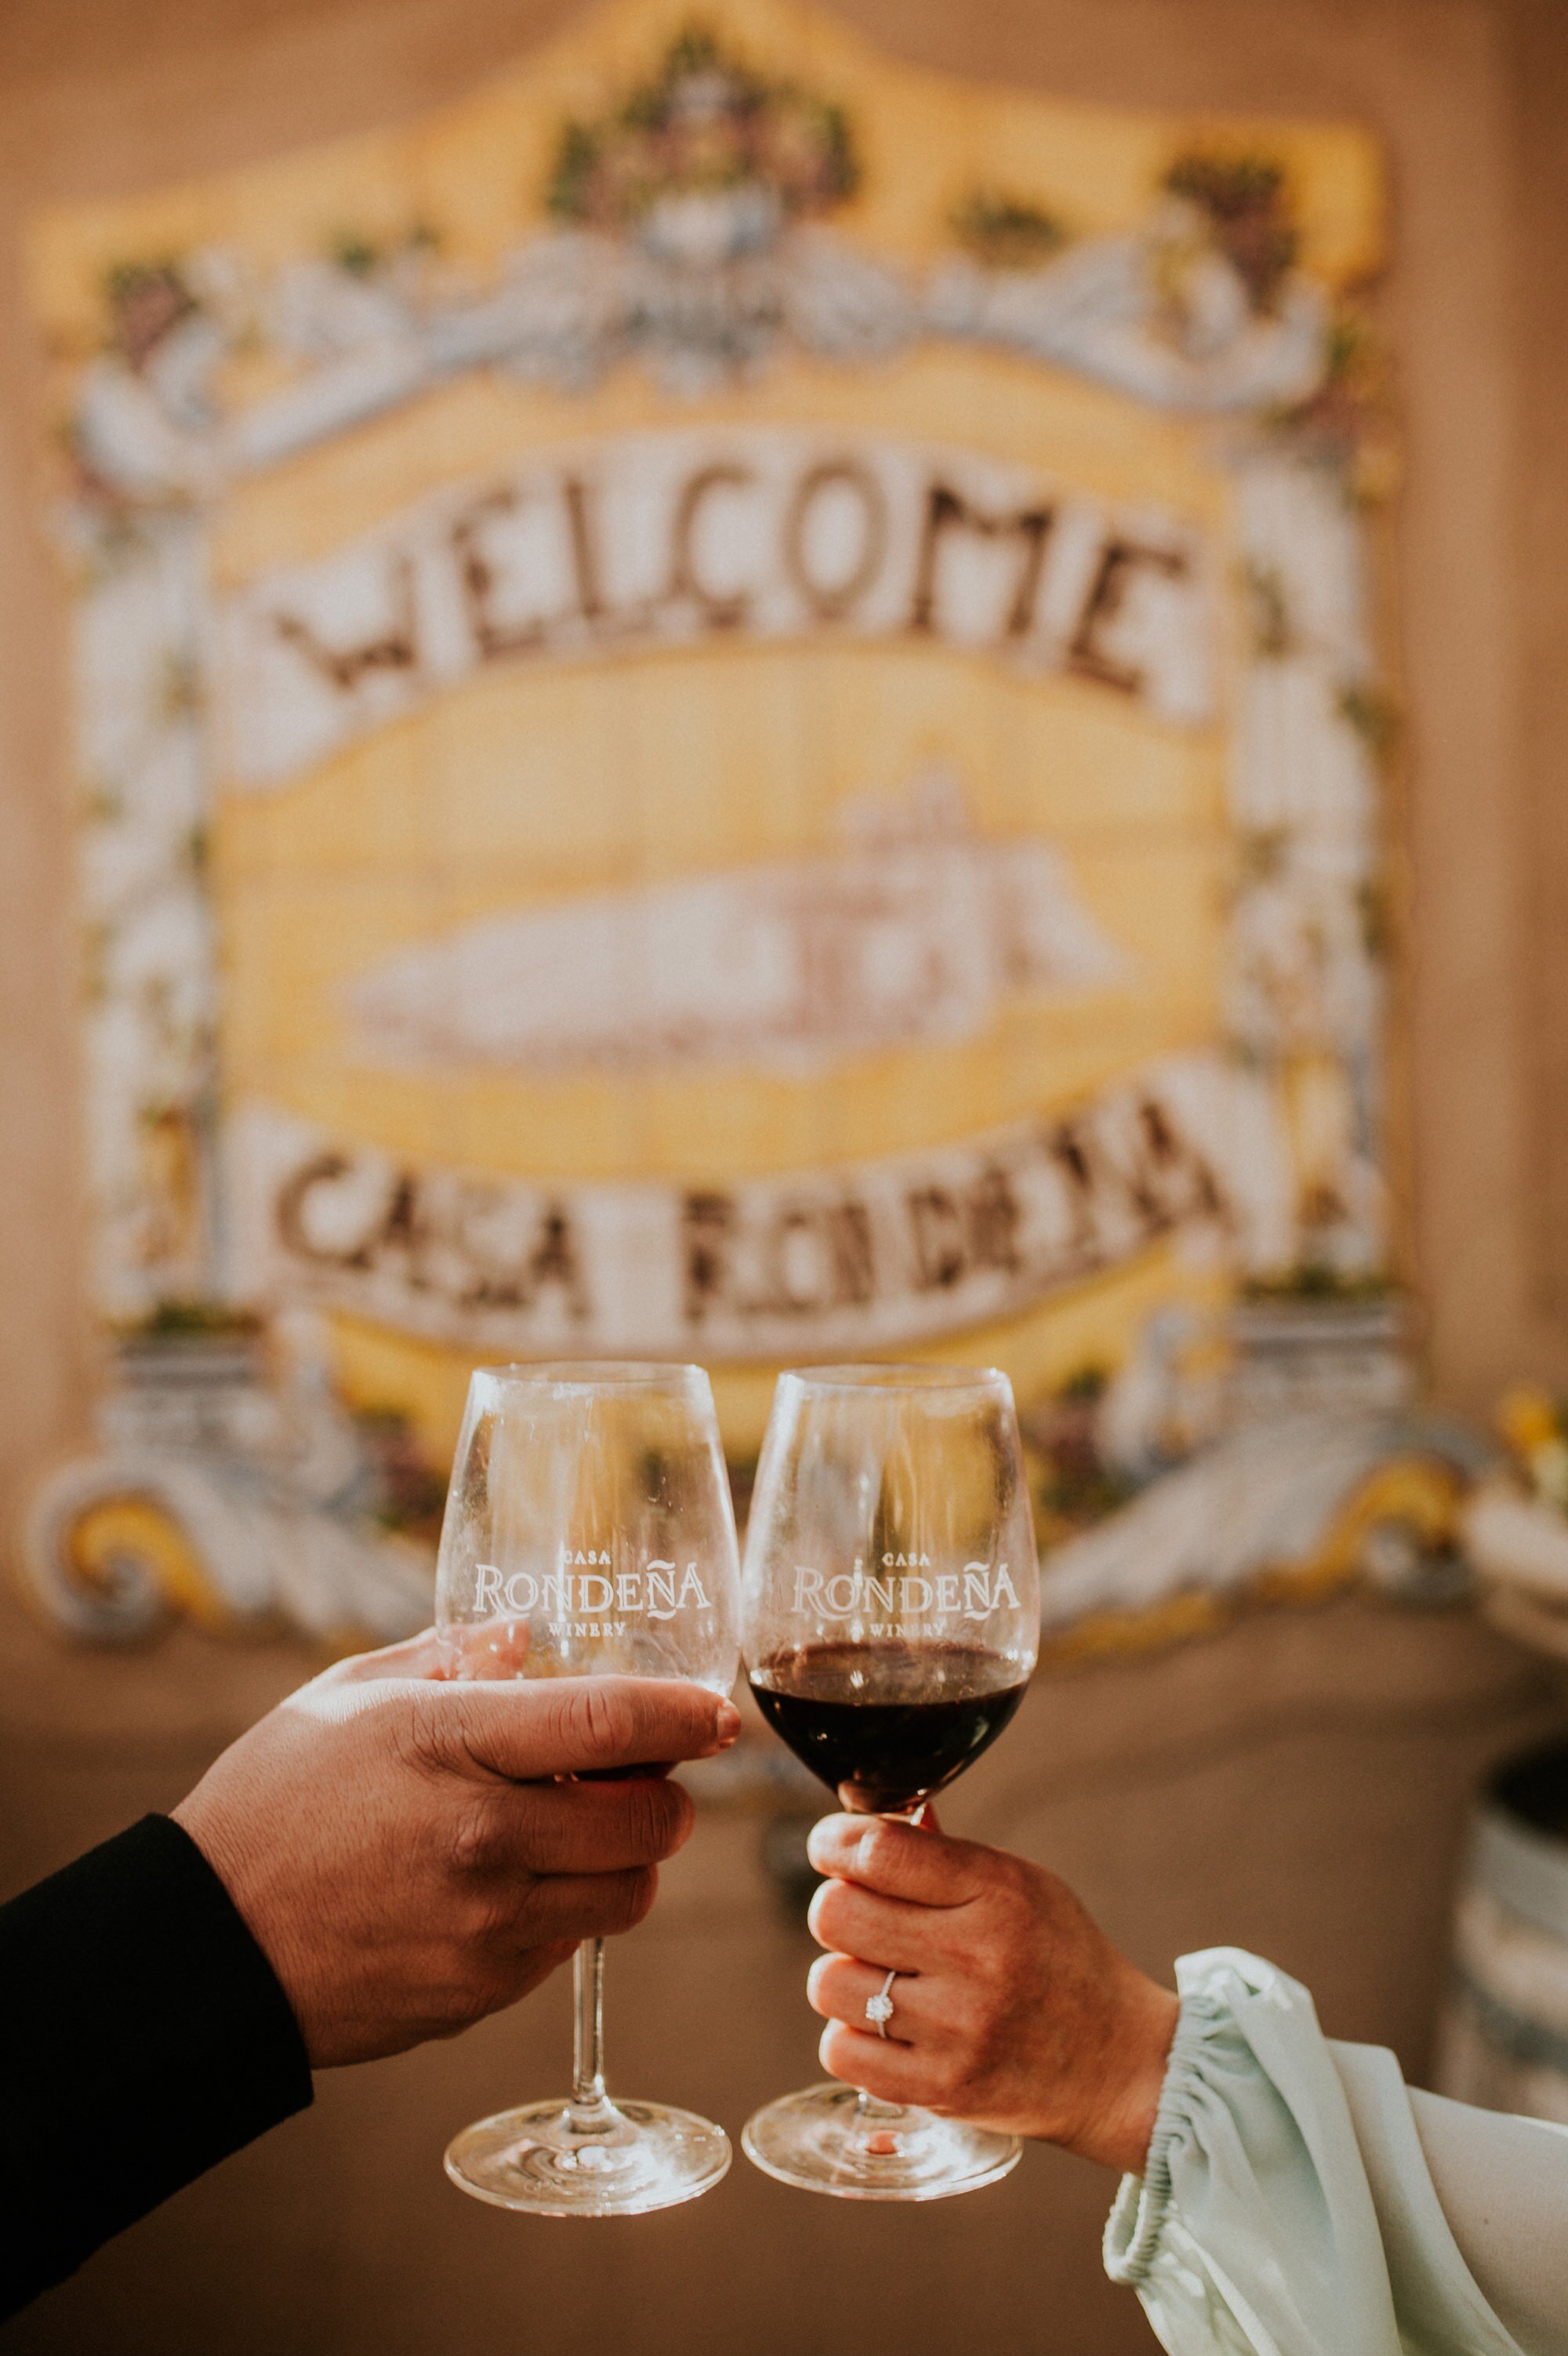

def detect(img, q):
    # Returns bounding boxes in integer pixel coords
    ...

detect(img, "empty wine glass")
[436,1362,740,2216]
[740,1365,1040,2200]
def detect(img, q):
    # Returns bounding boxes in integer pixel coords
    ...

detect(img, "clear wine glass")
[740,1364,1040,2201]
[435,1362,741,2216]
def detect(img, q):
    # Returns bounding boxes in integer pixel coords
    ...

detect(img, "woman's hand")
[805,1815,1179,2175]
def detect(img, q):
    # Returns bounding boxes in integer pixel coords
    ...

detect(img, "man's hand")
[172,1630,739,2069]
[804,1816,1178,2175]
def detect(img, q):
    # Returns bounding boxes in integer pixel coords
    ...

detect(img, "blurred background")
[1,0,1566,2348]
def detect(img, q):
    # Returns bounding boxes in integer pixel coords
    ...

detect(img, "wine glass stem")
[849,1800,927,2149]
[855,2091,912,2131]
[568,1937,615,2134]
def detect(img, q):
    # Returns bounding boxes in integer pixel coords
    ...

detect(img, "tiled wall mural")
[20,0,1476,1652]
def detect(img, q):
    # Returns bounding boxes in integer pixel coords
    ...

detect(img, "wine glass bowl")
[437,1362,739,1693]
[739,1364,1040,2201]
[435,1361,741,2217]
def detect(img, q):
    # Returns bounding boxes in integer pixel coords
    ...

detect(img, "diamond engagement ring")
[864,1969,898,2038]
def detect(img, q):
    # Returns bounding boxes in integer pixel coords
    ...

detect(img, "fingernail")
[713,1698,741,1748]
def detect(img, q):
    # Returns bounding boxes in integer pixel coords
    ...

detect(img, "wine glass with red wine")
[740,1364,1040,2200]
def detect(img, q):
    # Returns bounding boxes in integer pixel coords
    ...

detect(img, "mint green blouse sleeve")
[1103,1947,1568,2356]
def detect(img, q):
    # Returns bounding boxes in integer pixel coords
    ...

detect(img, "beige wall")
[1509,2,1568,1323]
[0,0,1565,1534]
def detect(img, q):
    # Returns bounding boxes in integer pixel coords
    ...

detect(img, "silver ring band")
[863,1969,898,2038]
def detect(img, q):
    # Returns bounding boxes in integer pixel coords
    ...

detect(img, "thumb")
[424,1675,740,1783]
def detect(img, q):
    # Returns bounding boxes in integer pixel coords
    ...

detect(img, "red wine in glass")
[750,1639,1028,1816]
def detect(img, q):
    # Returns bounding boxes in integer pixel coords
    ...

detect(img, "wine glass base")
[445,2097,731,2217]
[742,2083,1022,2202]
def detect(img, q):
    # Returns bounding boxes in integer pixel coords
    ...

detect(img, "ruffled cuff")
[1101,1948,1541,2356]
[1098,1947,1406,2356]
[1103,1982,1232,2285]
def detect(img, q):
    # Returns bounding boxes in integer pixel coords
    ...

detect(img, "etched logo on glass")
[789,1556,1022,1635]
[475,1547,715,1635]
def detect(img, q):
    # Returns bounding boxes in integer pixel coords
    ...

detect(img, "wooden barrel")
[1437,1741,1568,2125]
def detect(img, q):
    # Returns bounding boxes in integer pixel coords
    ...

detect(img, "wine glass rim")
[779,1362,1011,1394]
[471,1359,710,1393]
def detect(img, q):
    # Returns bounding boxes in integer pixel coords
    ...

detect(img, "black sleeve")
[0,1813,314,2318]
